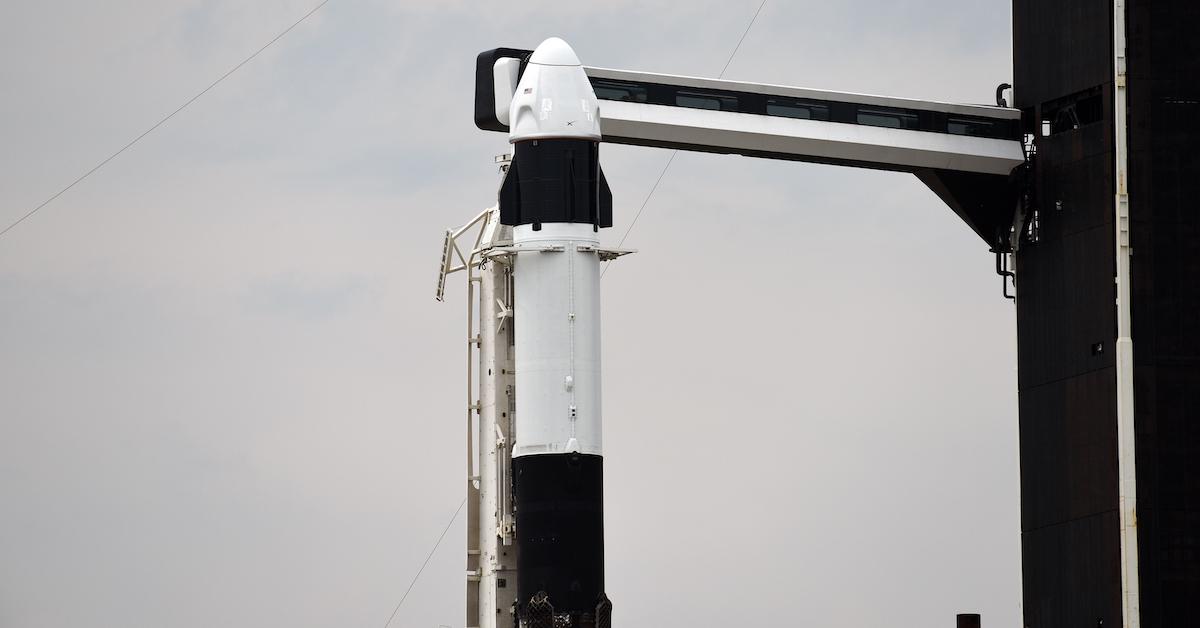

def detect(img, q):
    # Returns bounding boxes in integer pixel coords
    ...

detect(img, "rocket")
[497,37,614,627]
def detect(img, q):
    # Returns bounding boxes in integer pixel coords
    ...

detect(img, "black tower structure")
[1013,2,1199,625]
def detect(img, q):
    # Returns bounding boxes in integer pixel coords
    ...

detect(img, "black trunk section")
[513,453,606,623]
[500,140,612,229]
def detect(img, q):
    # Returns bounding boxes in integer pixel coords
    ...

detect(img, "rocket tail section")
[513,454,610,628]
[517,592,612,628]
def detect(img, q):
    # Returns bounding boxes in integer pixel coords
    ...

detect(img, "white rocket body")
[510,223,604,458]
[507,38,606,460]
[496,37,613,625]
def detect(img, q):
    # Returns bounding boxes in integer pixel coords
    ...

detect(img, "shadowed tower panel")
[1013,1,1200,626]
[1127,1,1200,625]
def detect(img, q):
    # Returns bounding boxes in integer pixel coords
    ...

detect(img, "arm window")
[591,80,648,103]
[948,117,998,137]
[675,91,738,111]
[766,98,830,121]
[857,108,919,129]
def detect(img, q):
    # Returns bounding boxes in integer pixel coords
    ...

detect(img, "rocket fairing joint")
[499,37,614,627]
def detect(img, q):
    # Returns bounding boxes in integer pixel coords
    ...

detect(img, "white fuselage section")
[511,223,603,458]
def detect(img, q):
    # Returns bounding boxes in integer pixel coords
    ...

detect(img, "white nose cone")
[528,36,582,66]
[509,37,602,142]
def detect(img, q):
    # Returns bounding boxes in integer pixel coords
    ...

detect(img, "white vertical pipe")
[465,266,480,628]
[477,256,501,628]
[1113,1,1141,626]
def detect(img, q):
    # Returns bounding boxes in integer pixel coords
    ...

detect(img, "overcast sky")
[0,1,1021,626]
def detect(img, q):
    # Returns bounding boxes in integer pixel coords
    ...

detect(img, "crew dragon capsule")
[498,37,615,627]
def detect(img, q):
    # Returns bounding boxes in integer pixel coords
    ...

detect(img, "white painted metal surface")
[493,58,521,127]
[598,98,1024,175]
[477,224,519,628]
[438,205,519,628]
[510,223,603,458]
[508,37,601,142]
[1113,1,1141,625]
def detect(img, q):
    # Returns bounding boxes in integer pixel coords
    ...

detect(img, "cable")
[0,0,334,242]
[612,150,677,253]
[603,0,768,277]
[381,496,467,628]
[718,0,769,79]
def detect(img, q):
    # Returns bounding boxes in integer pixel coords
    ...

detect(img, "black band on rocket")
[513,453,606,620]
[499,140,613,229]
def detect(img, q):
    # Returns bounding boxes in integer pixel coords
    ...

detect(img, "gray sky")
[0,1,1021,626]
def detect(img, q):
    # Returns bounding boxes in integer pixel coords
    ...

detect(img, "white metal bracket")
[576,244,636,262]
